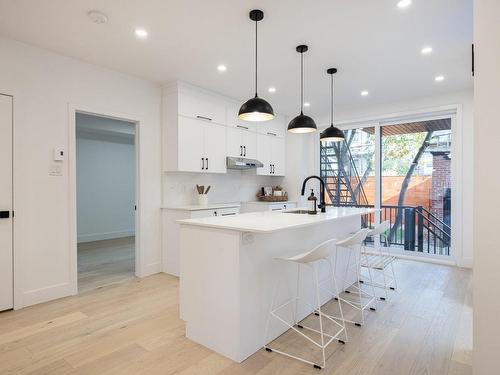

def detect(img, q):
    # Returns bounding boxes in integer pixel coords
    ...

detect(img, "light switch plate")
[53,147,65,161]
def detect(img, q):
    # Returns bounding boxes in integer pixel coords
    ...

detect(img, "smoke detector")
[87,10,108,24]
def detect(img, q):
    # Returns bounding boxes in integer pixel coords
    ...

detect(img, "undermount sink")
[284,209,311,214]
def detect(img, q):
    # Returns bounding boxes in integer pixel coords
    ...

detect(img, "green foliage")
[382,132,427,175]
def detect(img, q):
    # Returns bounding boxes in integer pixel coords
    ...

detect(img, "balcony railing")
[328,203,451,256]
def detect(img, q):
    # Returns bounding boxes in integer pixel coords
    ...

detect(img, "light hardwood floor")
[0,260,472,375]
[78,237,135,293]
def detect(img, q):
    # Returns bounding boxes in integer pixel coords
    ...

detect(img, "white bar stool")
[360,221,398,300]
[263,238,348,370]
[334,228,377,327]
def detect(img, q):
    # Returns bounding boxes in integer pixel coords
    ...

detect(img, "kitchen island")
[178,207,377,362]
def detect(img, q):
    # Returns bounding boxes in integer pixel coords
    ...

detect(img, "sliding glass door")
[320,117,453,258]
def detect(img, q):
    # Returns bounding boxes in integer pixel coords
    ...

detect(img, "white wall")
[473,0,500,373]
[0,37,162,308]
[286,89,474,267]
[163,171,282,206]
[76,115,136,243]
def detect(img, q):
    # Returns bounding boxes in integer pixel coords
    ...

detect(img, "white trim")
[17,282,73,308]
[68,103,143,295]
[389,250,457,267]
[77,230,135,243]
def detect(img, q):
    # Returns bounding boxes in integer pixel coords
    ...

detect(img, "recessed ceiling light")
[397,0,412,9]
[435,75,445,82]
[421,46,433,55]
[217,64,227,72]
[303,102,311,107]
[268,87,276,93]
[135,28,148,39]
[361,90,369,96]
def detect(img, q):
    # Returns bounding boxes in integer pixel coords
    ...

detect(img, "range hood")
[226,156,264,170]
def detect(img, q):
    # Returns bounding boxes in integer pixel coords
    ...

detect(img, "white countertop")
[163,202,240,211]
[177,207,378,233]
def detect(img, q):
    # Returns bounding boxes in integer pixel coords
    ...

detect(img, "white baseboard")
[15,281,73,310]
[77,229,135,243]
[138,261,162,278]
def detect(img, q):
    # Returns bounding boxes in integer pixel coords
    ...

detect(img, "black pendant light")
[320,68,345,142]
[288,45,317,133]
[238,9,274,122]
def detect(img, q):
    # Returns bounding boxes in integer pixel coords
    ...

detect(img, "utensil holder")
[198,194,208,206]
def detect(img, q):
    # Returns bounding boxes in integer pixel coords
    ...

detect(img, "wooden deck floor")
[0,259,472,375]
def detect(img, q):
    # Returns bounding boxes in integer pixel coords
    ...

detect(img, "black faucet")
[301,175,326,213]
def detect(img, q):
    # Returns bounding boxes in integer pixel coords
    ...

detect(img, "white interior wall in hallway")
[0,37,162,309]
[473,0,500,373]
[76,114,136,243]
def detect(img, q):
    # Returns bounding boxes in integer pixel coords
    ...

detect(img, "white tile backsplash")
[163,170,284,206]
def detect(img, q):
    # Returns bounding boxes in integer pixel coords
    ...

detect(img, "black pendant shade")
[320,68,345,142]
[288,45,317,133]
[288,112,317,133]
[238,95,274,122]
[239,9,274,122]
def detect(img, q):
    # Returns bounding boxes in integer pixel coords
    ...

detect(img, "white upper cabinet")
[226,104,257,132]
[162,81,285,176]
[256,114,286,138]
[226,126,257,159]
[256,133,285,176]
[178,89,226,125]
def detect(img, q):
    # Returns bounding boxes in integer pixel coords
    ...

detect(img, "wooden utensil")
[205,186,211,194]
[196,185,203,195]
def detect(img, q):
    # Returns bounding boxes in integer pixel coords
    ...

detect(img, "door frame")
[68,104,142,295]
[0,93,14,310]
[314,104,464,267]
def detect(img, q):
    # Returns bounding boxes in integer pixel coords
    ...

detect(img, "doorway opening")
[75,113,137,293]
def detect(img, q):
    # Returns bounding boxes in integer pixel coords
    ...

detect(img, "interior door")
[0,94,13,311]
[178,116,205,172]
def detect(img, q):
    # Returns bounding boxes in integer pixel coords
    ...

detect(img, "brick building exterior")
[431,151,451,221]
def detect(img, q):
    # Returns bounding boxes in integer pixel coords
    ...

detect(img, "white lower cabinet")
[163,205,240,276]
[178,116,226,173]
[240,201,297,213]
[256,134,285,176]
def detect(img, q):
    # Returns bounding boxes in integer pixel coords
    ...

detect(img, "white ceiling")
[0,0,473,118]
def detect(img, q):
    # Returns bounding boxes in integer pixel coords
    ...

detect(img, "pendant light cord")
[330,73,334,125]
[300,52,304,114]
[254,19,258,97]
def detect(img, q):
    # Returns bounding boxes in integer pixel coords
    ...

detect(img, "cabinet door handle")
[196,115,212,121]
[243,146,246,156]
[221,213,236,216]
[272,164,275,174]
[201,158,205,170]
[206,158,209,170]
[240,145,243,156]
[271,208,282,211]
[214,211,218,216]
[269,164,272,174]
[0,210,10,219]
[267,132,277,136]
[237,125,249,130]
